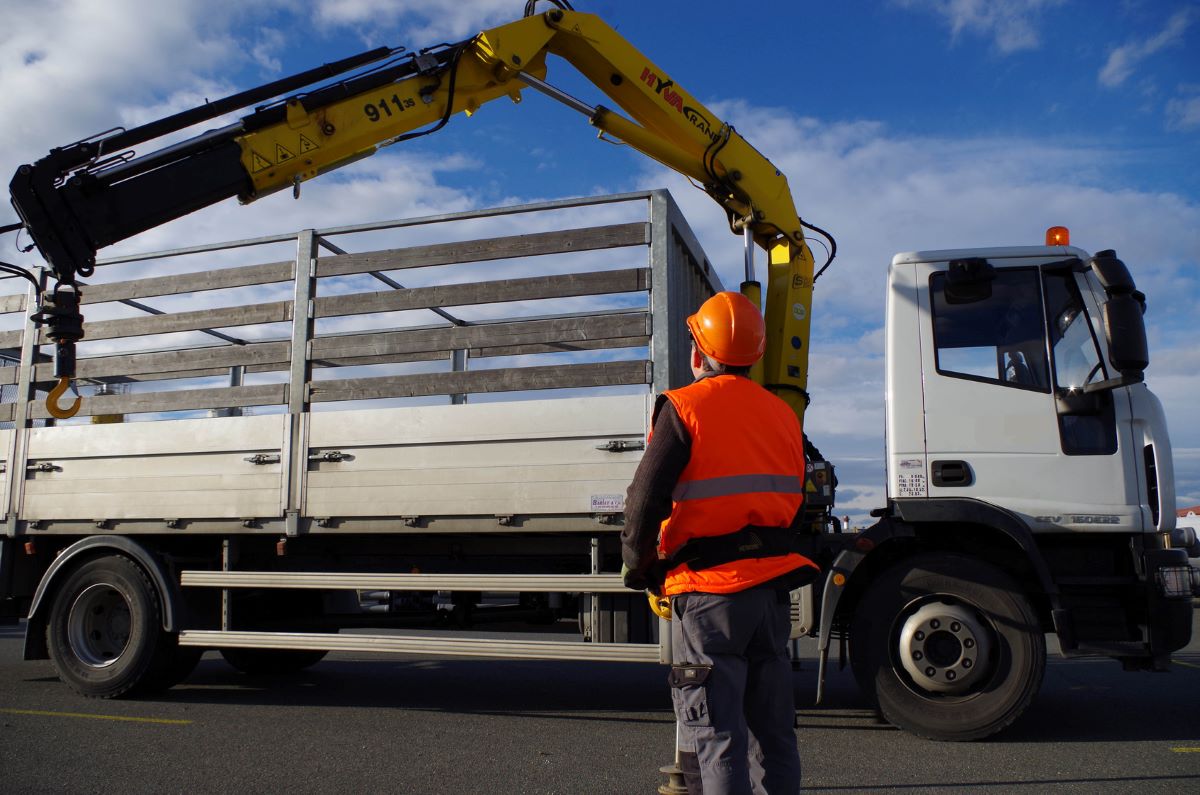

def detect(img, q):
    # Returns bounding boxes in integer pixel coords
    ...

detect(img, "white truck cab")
[813,240,1194,741]
[886,244,1174,536]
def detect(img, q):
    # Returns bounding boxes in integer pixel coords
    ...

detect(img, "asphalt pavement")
[1,613,1198,794]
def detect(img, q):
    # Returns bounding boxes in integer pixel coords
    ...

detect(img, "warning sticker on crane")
[275,143,296,164]
[250,151,273,172]
[299,134,320,153]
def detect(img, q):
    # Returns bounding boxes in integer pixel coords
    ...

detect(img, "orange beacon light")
[1045,226,1070,246]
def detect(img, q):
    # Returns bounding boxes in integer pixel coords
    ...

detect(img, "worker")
[621,291,819,795]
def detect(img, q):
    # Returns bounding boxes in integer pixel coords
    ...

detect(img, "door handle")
[931,460,973,487]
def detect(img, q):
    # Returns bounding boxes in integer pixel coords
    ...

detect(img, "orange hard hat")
[686,292,766,367]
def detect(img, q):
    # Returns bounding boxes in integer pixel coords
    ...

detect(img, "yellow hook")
[46,376,81,420]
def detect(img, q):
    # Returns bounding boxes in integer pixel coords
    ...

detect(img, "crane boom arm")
[8,7,816,420]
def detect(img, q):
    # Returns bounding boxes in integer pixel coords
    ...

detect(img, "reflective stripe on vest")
[672,473,805,502]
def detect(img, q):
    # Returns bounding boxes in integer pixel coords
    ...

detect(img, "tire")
[220,647,328,675]
[141,641,204,693]
[219,588,331,675]
[45,555,173,699]
[849,553,1045,741]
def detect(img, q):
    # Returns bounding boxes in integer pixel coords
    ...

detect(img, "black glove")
[621,562,650,591]
[622,561,668,593]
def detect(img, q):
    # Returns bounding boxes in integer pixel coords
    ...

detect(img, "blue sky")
[1,0,1197,522]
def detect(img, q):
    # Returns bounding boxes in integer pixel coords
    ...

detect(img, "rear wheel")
[220,589,330,675]
[46,555,172,698]
[850,553,1045,740]
[142,641,204,692]
[220,647,328,675]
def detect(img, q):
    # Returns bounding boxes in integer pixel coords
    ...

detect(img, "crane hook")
[46,376,81,420]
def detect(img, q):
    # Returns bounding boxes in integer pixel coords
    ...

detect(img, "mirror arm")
[1083,372,1144,394]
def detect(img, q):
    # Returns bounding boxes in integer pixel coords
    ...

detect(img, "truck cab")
[829,240,1194,740]
[885,243,1172,535]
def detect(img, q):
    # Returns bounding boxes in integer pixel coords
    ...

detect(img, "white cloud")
[1098,8,1193,88]
[0,0,293,178]
[314,0,520,43]
[251,27,288,74]
[894,0,1065,53]
[1166,91,1200,130]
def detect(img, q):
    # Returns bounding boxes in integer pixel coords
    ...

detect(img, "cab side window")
[930,268,1050,392]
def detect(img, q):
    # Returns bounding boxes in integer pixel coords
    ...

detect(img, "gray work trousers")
[671,588,801,795]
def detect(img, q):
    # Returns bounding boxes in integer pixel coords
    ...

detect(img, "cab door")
[913,258,1141,532]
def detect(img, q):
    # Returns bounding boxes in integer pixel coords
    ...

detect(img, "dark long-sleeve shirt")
[620,396,690,587]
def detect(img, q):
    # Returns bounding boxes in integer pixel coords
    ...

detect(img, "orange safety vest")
[656,374,819,596]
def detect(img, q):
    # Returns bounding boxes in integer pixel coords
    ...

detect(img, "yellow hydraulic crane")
[8,2,832,421]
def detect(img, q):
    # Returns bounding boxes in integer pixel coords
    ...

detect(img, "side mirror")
[1103,294,1149,375]
[1090,250,1136,294]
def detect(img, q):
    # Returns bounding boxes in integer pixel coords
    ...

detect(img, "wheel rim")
[896,599,993,695]
[67,583,132,668]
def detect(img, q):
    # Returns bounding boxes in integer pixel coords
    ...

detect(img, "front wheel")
[46,555,172,698]
[850,553,1045,741]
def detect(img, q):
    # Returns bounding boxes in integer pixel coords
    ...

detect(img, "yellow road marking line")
[1173,660,1200,670]
[1171,747,1200,753]
[0,708,191,725]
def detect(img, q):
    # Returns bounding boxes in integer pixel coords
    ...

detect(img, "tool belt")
[667,525,806,572]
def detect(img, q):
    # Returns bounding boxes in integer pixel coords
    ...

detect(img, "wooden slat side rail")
[310,313,649,360]
[315,222,648,279]
[40,270,644,346]
[33,341,292,382]
[33,334,652,387]
[22,360,647,417]
[27,384,286,419]
[72,224,645,306]
[37,301,293,344]
[309,360,651,403]
[14,314,650,387]
[469,336,649,358]
[0,294,26,315]
[314,268,648,319]
[81,261,295,305]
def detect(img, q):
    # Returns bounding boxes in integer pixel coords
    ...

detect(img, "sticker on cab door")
[897,472,926,498]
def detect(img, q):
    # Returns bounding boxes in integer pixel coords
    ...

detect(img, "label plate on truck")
[590,494,625,512]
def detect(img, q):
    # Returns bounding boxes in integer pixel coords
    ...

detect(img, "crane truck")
[1,2,1195,743]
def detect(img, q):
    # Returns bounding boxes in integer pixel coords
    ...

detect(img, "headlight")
[1156,566,1194,598]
